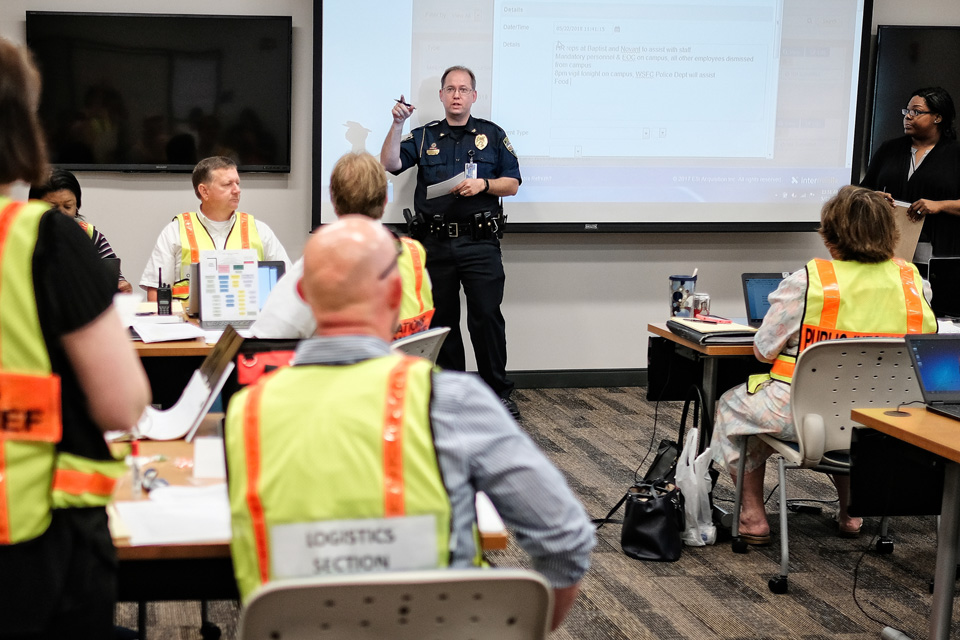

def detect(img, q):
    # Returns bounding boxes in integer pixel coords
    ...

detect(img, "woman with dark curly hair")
[861,86,960,257]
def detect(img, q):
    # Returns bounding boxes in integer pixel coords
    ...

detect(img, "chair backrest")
[391,326,451,364]
[791,338,922,456]
[238,568,553,640]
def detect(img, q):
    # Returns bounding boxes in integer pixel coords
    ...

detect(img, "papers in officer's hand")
[892,200,923,262]
[426,171,466,199]
[112,484,230,546]
[132,322,205,343]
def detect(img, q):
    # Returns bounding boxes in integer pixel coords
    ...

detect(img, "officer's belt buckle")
[446,222,460,238]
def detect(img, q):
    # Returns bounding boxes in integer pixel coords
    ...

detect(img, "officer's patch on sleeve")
[402,132,414,142]
[503,136,517,157]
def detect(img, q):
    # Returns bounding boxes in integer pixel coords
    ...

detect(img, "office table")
[647,323,755,433]
[851,407,960,640]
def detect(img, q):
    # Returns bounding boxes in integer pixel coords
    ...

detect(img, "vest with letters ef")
[172,211,264,298]
[769,258,937,384]
[226,354,475,601]
[395,237,435,339]
[0,198,126,546]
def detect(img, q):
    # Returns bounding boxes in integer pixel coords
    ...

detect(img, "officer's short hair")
[0,38,47,186]
[441,65,476,90]
[819,185,898,263]
[329,152,387,219]
[192,156,237,198]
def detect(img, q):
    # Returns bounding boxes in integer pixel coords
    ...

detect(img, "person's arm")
[753,268,807,362]
[906,198,960,221]
[451,176,520,198]
[380,96,415,172]
[61,306,150,432]
[432,374,595,630]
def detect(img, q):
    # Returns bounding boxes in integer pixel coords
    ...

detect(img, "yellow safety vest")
[768,258,937,384]
[395,237,435,339]
[172,211,264,299]
[0,198,125,545]
[226,354,470,601]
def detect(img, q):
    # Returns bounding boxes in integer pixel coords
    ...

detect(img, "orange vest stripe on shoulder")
[383,357,416,517]
[182,212,201,264]
[893,258,925,334]
[243,379,272,587]
[400,237,426,313]
[814,259,840,329]
[239,213,250,248]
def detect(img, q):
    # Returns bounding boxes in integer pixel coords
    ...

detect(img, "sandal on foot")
[738,532,772,546]
[838,518,862,539]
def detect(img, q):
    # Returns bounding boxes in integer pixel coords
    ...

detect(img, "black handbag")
[596,480,685,562]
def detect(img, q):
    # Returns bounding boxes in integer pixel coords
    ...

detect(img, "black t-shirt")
[0,207,118,635]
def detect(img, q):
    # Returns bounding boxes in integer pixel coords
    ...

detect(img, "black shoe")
[500,395,521,420]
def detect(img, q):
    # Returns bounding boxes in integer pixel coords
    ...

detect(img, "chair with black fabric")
[730,338,921,593]
[238,569,553,640]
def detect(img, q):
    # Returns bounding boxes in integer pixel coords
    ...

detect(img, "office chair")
[730,338,922,593]
[238,568,553,640]
[391,326,451,364]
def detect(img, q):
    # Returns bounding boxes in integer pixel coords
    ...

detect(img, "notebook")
[927,257,960,319]
[741,272,789,327]
[905,334,960,421]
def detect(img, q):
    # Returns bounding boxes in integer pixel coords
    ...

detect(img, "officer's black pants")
[423,234,514,398]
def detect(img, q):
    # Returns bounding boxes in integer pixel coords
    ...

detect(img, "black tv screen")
[869,26,960,163]
[26,11,292,173]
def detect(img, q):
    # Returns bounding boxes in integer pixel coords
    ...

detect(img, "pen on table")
[395,97,413,108]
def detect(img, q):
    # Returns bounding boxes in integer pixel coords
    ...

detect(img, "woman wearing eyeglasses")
[861,86,960,257]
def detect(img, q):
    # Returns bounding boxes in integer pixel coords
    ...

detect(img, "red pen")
[693,314,731,324]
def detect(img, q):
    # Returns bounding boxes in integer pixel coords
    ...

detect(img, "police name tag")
[270,515,438,579]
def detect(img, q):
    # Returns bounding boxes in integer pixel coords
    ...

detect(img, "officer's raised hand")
[392,95,415,124]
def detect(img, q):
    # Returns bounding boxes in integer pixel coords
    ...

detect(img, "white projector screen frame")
[315,0,873,232]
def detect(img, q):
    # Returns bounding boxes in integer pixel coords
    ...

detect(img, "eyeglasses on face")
[443,86,474,96]
[902,108,933,118]
[377,238,404,280]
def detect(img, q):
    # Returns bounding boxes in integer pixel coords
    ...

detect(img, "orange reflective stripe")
[243,381,271,586]
[893,258,924,333]
[239,213,251,249]
[0,200,25,544]
[770,356,796,382]
[814,259,840,329]
[182,212,201,264]
[400,237,425,313]
[383,358,415,517]
[171,283,190,297]
[52,469,116,497]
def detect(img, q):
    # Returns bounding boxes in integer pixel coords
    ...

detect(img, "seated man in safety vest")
[226,216,594,630]
[710,185,938,546]
[250,151,434,340]
[139,155,291,300]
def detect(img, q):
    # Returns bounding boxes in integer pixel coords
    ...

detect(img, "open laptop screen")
[905,334,960,402]
[741,273,789,327]
[257,261,286,311]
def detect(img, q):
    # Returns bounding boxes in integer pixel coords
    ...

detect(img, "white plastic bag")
[675,428,717,546]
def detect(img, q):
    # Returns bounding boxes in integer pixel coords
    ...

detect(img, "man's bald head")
[300,215,401,339]
[329,152,388,219]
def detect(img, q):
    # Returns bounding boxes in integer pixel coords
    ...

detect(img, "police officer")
[381,65,522,417]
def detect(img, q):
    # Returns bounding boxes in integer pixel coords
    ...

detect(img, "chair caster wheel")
[731,538,749,554]
[876,538,894,554]
[200,621,222,640]
[768,576,789,594]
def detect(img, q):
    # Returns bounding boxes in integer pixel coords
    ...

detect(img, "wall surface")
[2,0,958,373]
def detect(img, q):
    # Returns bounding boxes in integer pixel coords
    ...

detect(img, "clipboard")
[893,199,924,262]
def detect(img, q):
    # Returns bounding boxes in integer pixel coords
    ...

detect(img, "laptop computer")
[905,334,960,421]
[927,257,960,319]
[740,272,789,327]
[187,260,286,317]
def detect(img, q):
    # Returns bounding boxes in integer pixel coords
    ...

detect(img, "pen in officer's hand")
[395,97,413,108]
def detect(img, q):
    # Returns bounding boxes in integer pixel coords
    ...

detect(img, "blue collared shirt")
[292,335,594,587]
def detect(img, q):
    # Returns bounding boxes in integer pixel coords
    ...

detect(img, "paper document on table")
[892,200,923,262]
[132,322,204,343]
[426,172,466,199]
[113,484,230,546]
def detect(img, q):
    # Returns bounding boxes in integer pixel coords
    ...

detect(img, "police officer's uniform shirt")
[393,115,521,219]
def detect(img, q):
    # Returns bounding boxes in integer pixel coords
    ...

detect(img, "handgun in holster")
[403,208,428,240]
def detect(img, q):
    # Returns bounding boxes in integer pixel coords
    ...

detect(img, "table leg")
[138,601,147,640]
[701,356,718,438]
[929,461,960,640]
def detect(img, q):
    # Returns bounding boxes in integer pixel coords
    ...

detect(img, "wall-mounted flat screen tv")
[26,12,292,173]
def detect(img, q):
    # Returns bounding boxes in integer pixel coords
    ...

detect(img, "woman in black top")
[861,86,960,256]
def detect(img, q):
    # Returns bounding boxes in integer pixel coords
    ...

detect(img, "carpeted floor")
[116,387,958,639]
